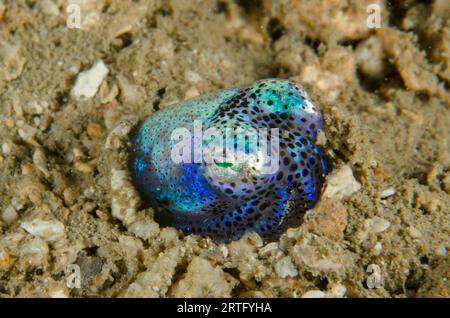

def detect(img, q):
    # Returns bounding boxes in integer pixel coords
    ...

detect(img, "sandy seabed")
[0,0,449,297]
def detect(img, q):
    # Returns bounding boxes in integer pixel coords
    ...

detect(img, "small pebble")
[21,218,66,241]
[33,148,50,177]
[328,284,347,298]
[116,74,140,104]
[110,168,140,226]
[21,163,34,175]
[184,87,200,99]
[17,237,49,271]
[72,148,84,159]
[379,187,396,199]
[74,160,95,174]
[70,60,109,99]
[11,197,26,211]
[5,118,15,128]
[18,125,38,145]
[37,0,60,16]
[366,217,391,234]
[99,82,119,104]
[247,233,263,248]
[2,143,11,155]
[95,209,112,221]
[322,165,361,200]
[1,206,19,224]
[436,246,447,256]
[63,188,76,206]
[185,70,202,83]
[86,123,103,139]
[75,256,104,279]
[0,250,16,271]
[258,242,279,257]
[0,42,26,81]
[301,290,326,298]
[373,242,383,256]
[408,226,422,238]
[306,198,347,241]
[49,290,69,298]
[274,256,298,278]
